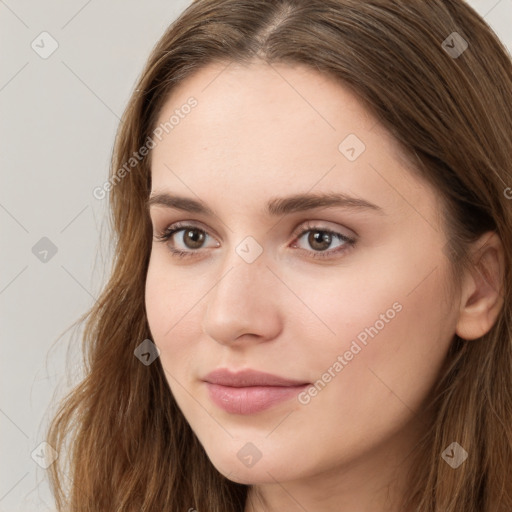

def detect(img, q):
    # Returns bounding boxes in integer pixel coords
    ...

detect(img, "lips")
[202,368,311,414]
[203,368,310,387]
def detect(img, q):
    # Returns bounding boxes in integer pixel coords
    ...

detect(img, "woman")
[46,0,512,510]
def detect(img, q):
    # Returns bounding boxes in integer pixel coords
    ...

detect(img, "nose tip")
[201,259,283,347]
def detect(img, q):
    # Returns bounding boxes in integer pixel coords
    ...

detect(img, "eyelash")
[153,221,357,261]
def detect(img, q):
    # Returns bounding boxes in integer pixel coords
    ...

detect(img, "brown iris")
[182,228,205,249]
[307,230,332,251]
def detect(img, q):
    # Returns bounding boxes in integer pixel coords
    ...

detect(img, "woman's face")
[145,60,459,487]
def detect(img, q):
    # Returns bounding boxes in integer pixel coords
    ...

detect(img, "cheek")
[299,256,455,426]
[144,257,208,374]
[145,261,171,340]
[144,259,222,444]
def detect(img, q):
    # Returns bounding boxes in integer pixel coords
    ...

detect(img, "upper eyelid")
[293,220,355,237]
[160,220,220,240]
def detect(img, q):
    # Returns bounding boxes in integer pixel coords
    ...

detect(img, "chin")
[203,443,302,485]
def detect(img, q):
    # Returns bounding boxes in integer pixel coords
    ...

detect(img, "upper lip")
[203,368,310,387]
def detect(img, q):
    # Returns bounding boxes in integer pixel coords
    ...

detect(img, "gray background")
[1,1,511,510]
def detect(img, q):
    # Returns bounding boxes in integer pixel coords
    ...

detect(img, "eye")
[153,222,219,259]
[153,220,356,261]
[290,221,356,260]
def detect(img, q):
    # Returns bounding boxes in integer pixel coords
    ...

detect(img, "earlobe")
[455,231,505,341]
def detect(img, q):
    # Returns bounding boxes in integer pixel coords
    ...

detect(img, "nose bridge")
[211,232,270,305]
[202,240,282,344]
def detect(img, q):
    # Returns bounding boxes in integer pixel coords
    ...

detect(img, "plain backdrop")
[1,1,511,510]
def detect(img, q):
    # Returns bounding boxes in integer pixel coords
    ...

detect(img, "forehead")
[149,60,436,224]
[153,60,380,150]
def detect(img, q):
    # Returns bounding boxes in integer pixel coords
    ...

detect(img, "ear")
[455,231,505,340]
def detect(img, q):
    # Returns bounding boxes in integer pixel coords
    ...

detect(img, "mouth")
[202,368,311,415]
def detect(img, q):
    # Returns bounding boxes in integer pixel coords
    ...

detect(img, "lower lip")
[205,382,310,414]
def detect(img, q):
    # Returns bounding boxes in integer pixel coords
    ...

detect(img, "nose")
[201,249,283,347]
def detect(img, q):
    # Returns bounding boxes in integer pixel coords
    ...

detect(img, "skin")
[144,60,504,512]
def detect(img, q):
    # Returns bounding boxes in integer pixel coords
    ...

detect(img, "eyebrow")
[147,192,384,217]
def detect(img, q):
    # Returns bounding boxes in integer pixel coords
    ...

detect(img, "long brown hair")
[46,1,512,510]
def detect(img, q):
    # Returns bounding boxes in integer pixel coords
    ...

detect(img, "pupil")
[309,231,331,251]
